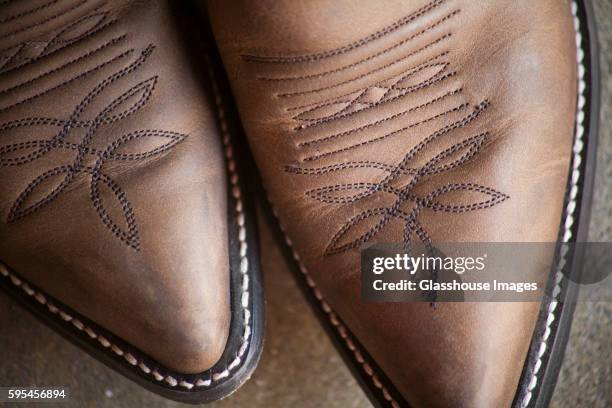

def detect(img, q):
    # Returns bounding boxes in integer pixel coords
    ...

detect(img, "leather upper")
[209,0,577,406]
[0,0,230,374]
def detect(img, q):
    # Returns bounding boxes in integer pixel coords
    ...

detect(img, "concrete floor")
[0,1,610,407]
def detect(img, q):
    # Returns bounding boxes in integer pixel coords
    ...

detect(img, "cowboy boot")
[0,0,263,402]
[207,0,599,406]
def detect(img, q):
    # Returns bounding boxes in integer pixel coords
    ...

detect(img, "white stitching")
[0,59,254,391]
[269,217,400,408]
[520,1,586,406]
[269,2,587,406]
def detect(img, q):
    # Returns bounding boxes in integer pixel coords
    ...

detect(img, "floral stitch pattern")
[288,101,509,255]
[0,45,188,250]
[243,0,508,257]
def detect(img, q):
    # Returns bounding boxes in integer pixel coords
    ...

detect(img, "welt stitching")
[520,2,586,406]
[0,0,89,41]
[0,34,126,95]
[0,0,61,24]
[265,214,399,407]
[303,102,468,162]
[298,87,462,147]
[276,35,451,98]
[258,9,460,82]
[0,48,133,114]
[240,0,447,63]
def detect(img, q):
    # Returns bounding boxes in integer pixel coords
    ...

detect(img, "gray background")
[0,1,609,407]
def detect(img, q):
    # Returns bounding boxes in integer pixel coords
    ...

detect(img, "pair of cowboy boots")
[0,0,599,407]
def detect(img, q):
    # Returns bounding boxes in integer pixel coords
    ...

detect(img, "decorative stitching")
[287,56,449,113]
[0,47,134,113]
[276,35,451,98]
[520,2,586,406]
[302,101,468,162]
[297,88,462,147]
[258,10,460,82]
[0,53,253,395]
[0,0,61,24]
[0,9,115,73]
[291,59,454,129]
[300,102,509,256]
[0,34,126,95]
[260,10,460,83]
[240,0,448,63]
[0,45,190,250]
[0,0,89,41]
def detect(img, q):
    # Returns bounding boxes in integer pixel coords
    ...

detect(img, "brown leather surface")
[208,0,577,406]
[0,0,229,374]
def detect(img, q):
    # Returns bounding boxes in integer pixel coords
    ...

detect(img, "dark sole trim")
[261,0,599,407]
[0,22,265,407]
[513,1,599,407]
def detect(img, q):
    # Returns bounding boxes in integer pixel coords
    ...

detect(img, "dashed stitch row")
[303,102,468,162]
[276,34,451,98]
[257,10,460,82]
[0,57,254,393]
[298,87,462,147]
[240,0,448,63]
[0,0,61,24]
[0,0,89,41]
[0,34,126,95]
[520,1,586,406]
[292,63,455,130]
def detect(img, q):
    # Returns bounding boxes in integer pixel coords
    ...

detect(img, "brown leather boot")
[208,0,599,406]
[0,0,263,403]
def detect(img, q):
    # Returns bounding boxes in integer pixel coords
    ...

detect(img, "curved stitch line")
[0,131,185,164]
[39,8,109,54]
[295,71,456,131]
[293,60,450,125]
[0,0,61,24]
[290,132,486,179]
[0,14,116,73]
[0,6,109,54]
[240,0,447,63]
[321,101,490,254]
[298,88,461,147]
[0,34,126,95]
[0,0,88,40]
[303,102,468,162]
[0,54,255,391]
[287,54,449,112]
[259,10,460,81]
[0,48,133,113]
[277,35,451,98]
